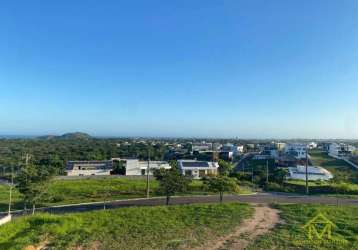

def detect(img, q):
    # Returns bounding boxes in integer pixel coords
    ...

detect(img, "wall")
[0,214,11,226]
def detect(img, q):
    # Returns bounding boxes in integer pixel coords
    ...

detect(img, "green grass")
[309,150,357,182]
[0,202,253,250]
[272,150,358,195]
[0,177,252,212]
[247,204,358,250]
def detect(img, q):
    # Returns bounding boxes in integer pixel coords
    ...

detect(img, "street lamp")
[8,166,14,215]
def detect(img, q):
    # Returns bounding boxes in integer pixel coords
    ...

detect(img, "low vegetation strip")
[0,203,253,250]
[246,204,358,250]
[0,177,252,213]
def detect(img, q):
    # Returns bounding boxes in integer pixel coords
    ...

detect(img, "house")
[259,143,280,159]
[221,143,244,156]
[328,143,355,158]
[308,142,318,149]
[284,143,307,159]
[275,142,286,151]
[112,158,171,176]
[177,160,219,179]
[219,151,233,161]
[287,165,333,181]
[192,142,213,152]
[66,160,113,176]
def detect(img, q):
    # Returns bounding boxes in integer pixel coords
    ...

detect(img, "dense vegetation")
[247,204,358,250]
[0,203,253,250]
[0,137,169,175]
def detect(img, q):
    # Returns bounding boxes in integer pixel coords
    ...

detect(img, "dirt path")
[196,204,281,250]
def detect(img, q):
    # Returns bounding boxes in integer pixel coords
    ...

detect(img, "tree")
[111,160,126,175]
[218,159,233,176]
[153,168,191,205]
[16,164,53,214]
[271,168,288,186]
[205,176,238,203]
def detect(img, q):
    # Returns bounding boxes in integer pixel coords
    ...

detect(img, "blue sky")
[1,1,358,138]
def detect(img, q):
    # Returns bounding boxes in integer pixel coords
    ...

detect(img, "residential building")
[287,165,333,181]
[275,142,286,151]
[284,143,307,159]
[328,143,356,158]
[66,160,113,176]
[177,160,219,179]
[308,142,318,149]
[113,158,171,175]
[219,151,233,161]
[221,143,244,156]
[192,142,213,152]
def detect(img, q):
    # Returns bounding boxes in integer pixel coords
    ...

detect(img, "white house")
[192,142,213,152]
[177,160,219,179]
[221,144,244,156]
[284,144,307,159]
[275,142,286,151]
[288,165,333,181]
[114,158,171,176]
[66,160,113,176]
[308,142,318,149]
[329,143,355,158]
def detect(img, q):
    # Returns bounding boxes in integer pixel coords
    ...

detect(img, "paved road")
[3,192,357,217]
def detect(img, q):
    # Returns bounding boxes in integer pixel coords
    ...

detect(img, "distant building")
[177,160,219,179]
[113,158,171,176]
[318,142,331,151]
[328,143,355,158]
[284,144,307,159]
[308,142,318,149]
[275,142,286,151]
[192,142,213,152]
[66,160,113,176]
[288,165,333,181]
[260,143,280,159]
[219,151,233,161]
[221,143,244,156]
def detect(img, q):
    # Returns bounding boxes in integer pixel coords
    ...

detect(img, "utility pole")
[305,147,309,195]
[251,163,254,191]
[266,159,269,184]
[8,166,13,215]
[24,153,30,213]
[146,148,150,199]
[211,142,215,165]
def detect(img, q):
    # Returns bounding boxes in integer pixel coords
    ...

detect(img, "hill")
[37,132,92,140]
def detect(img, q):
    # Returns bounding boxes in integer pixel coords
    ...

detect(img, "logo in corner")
[303,213,336,240]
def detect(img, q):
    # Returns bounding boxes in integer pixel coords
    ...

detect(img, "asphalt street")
[3,192,357,217]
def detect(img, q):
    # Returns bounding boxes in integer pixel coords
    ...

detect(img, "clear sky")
[1,1,358,139]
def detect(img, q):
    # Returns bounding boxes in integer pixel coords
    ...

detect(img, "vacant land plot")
[0,203,253,250]
[0,177,252,212]
[310,150,357,182]
[247,204,358,250]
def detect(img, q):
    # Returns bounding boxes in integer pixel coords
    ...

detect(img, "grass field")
[247,204,358,250]
[0,202,253,250]
[309,150,357,182]
[271,150,358,195]
[0,177,252,212]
